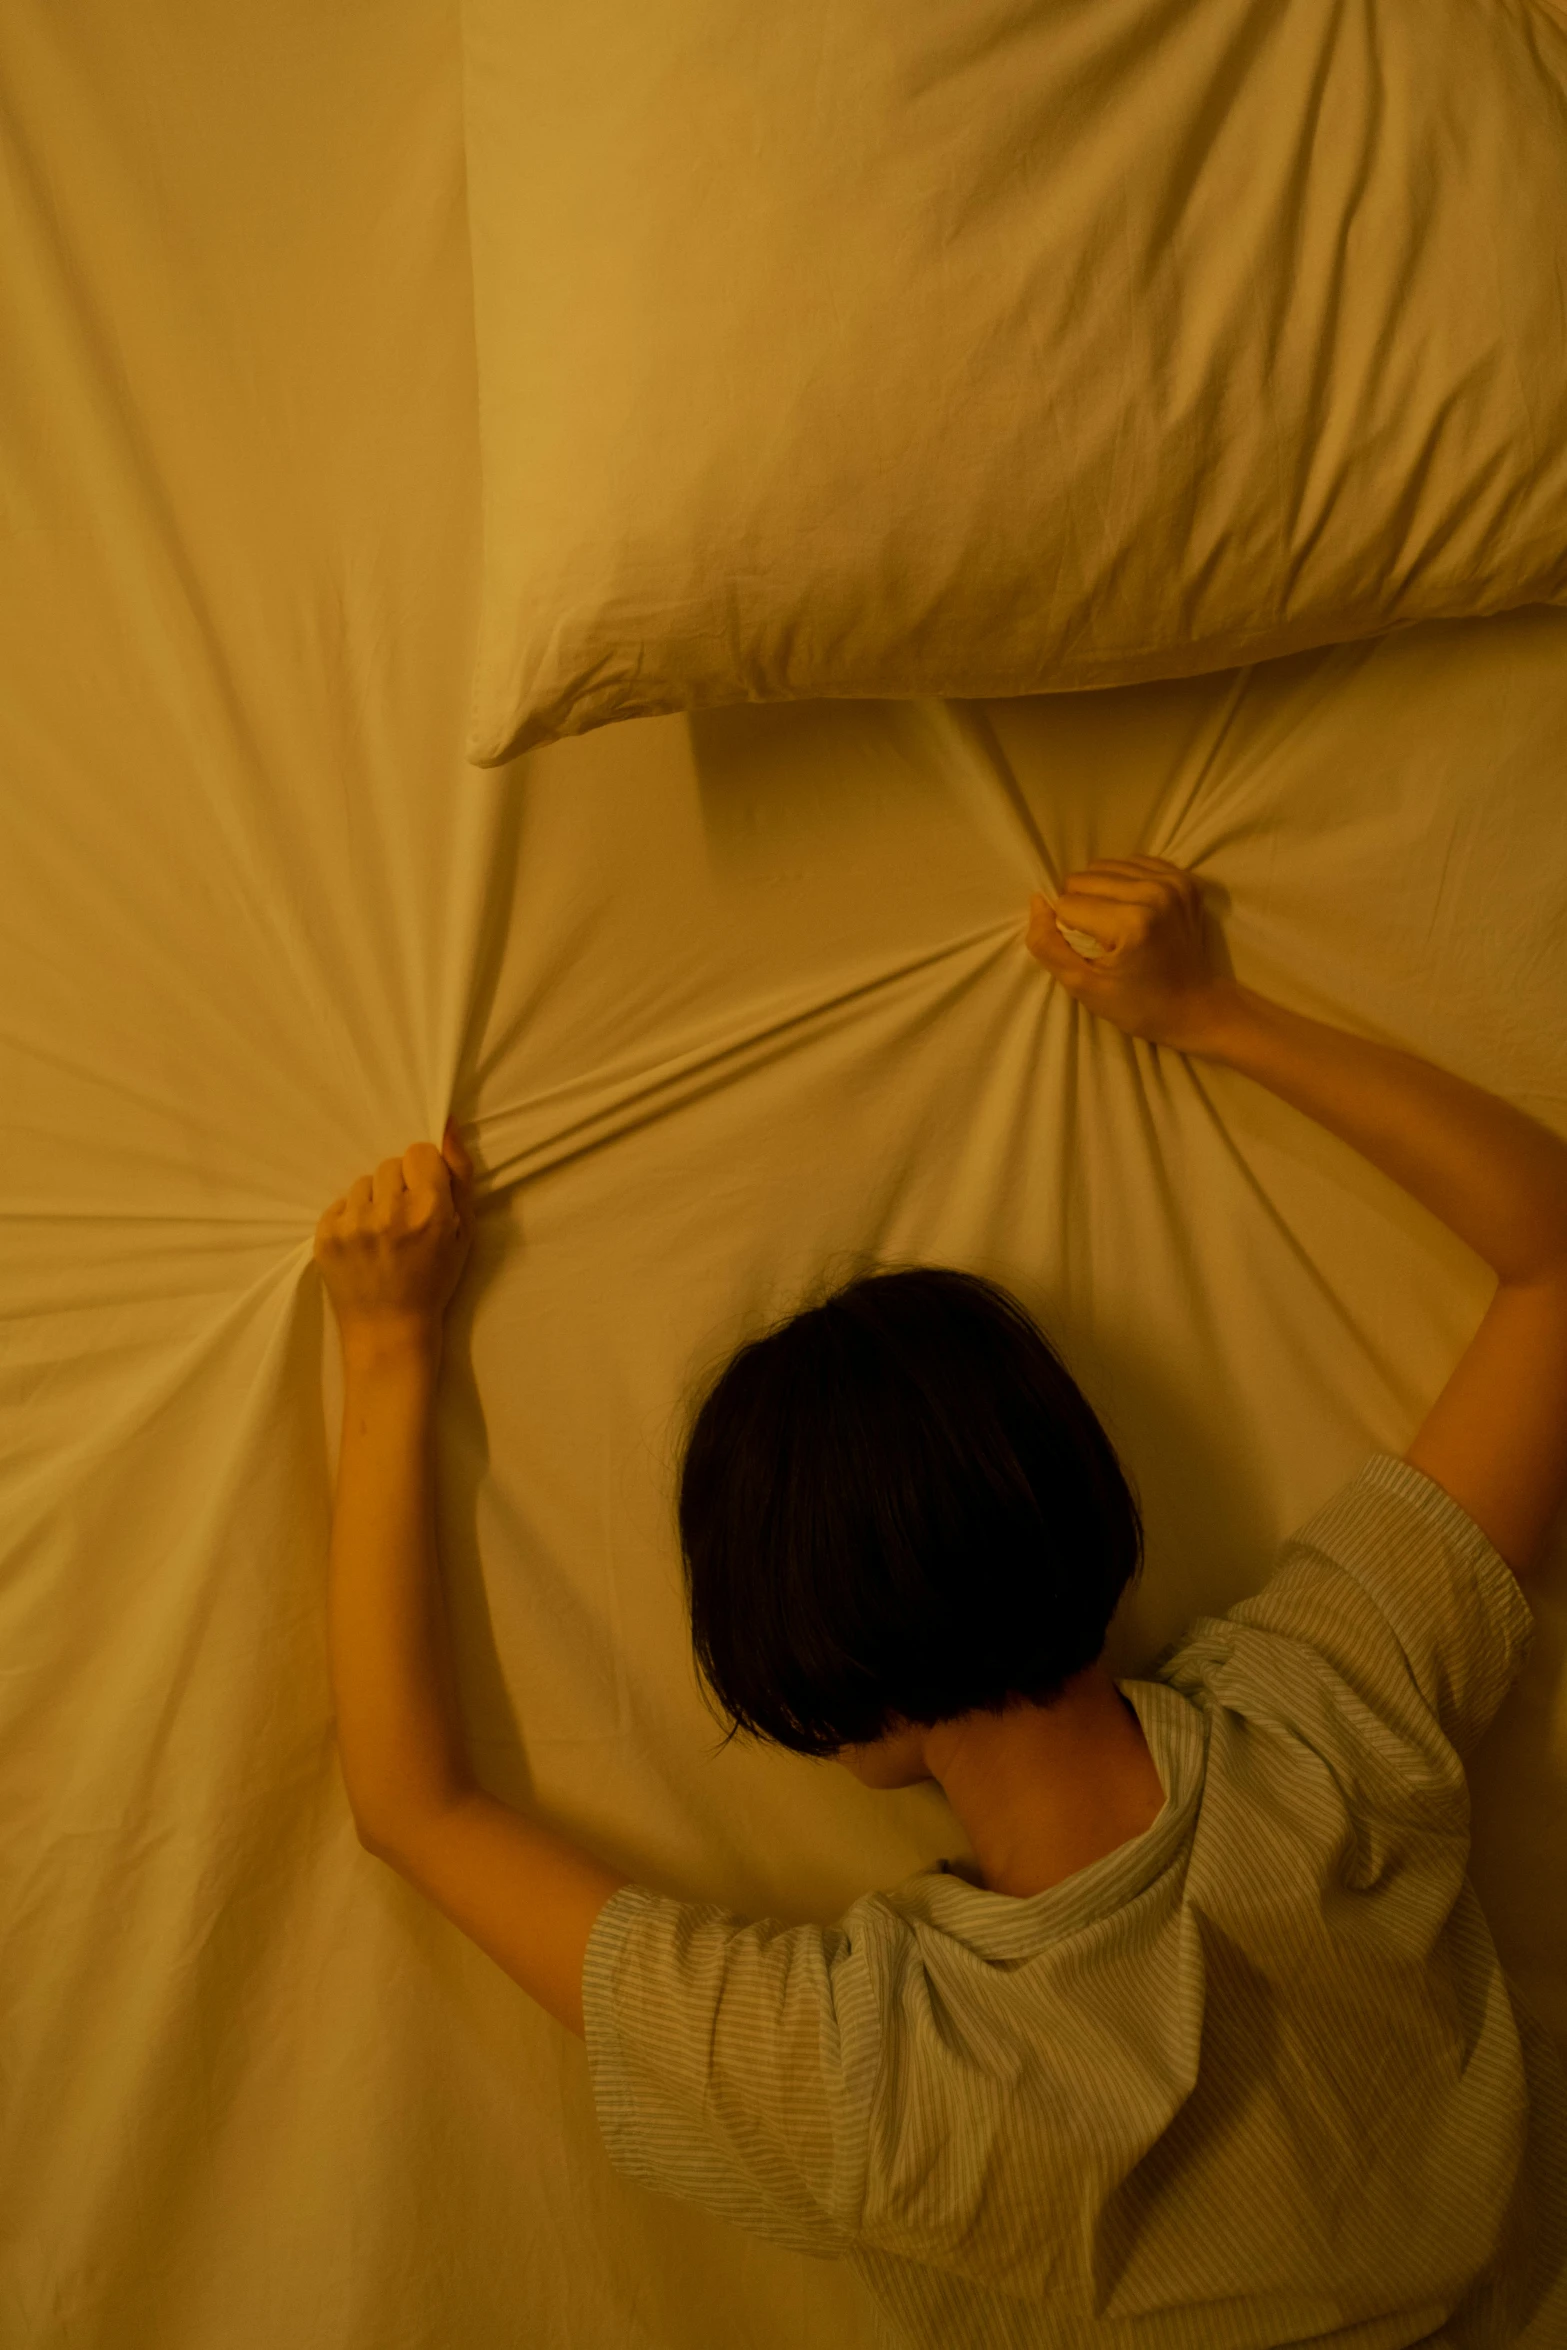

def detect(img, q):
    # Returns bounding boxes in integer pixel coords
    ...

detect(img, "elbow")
[354,1813,394,1862]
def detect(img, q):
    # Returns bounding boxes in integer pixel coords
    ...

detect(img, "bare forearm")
[328,1330,475,1844]
[1187,980,1567,1284]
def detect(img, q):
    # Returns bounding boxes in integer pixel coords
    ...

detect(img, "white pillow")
[460,0,1567,762]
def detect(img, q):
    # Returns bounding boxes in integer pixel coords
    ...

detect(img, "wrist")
[339,1315,444,1383]
[1170,977,1252,1060]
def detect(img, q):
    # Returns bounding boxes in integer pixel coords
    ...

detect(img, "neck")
[922,1663,1162,1896]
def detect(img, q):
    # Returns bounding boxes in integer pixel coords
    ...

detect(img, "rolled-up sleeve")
[1234,1452,1535,1763]
[581,1881,886,2257]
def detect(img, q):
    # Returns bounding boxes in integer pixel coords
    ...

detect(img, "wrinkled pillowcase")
[460,0,1567,762]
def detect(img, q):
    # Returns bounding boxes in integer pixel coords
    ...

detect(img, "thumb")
[442,1115,474,1191]
[1027,890,1105,975]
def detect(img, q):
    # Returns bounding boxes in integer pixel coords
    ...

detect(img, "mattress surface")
[2,5,1564,2347]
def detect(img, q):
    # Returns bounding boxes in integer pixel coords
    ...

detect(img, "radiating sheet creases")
[2,5,1564,2348]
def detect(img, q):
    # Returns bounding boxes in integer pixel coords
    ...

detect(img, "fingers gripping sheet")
[2,5,1565,2349]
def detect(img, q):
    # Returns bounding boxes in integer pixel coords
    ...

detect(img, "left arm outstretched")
[316,1122,629,2039]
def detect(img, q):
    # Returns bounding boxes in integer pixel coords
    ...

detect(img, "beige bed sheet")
[1,5,1563,2348]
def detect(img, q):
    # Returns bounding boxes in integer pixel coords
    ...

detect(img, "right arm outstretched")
[1027,858,1567,1580]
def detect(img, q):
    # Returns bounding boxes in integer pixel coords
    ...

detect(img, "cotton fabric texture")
[585,1458,1566,2348]
[460,0,1567,760]
[5,4,1567,2348]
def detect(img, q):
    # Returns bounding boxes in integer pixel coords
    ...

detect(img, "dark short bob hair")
[676,1265,1143,1759]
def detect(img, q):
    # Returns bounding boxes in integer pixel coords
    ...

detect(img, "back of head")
[676,1265,1143,1758]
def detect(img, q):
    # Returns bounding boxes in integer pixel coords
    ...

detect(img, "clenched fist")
[315,1117,475,1358]
[1026,856,1228,1052]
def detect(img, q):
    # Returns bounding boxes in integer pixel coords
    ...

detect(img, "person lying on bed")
[313,856,1567,2350]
